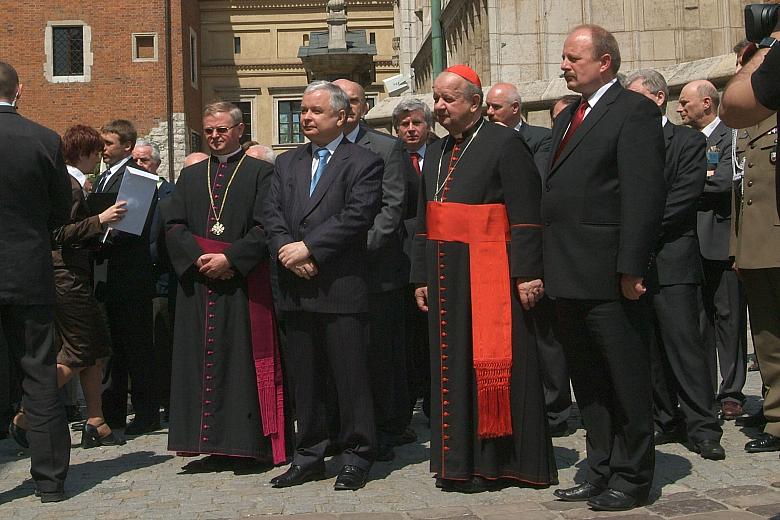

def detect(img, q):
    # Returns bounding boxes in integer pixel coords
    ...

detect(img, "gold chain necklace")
[206,153,247,235]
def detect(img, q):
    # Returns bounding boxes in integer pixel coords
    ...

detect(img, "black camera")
[745,4,780,43]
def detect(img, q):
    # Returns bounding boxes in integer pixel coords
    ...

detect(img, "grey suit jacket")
[697,120,733,261]
[354,123,412,292]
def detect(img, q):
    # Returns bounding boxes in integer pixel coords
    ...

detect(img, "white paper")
[109,165,158,236]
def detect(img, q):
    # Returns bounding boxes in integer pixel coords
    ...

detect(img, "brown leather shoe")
[720,401,743,420]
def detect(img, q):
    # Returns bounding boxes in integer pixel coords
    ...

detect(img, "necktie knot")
[316,147,330,161]
[409,151,422,176]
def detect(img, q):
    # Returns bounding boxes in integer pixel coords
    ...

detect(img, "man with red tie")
[544,26,666,511]
[411,65,557,493]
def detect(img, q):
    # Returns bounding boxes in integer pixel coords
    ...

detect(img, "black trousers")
[554,297,654,500]
[650,284,721,441]
[532,296,572,428]
[700,259,747,403]
[0,305,70,493]
[367,289,408,446]
[284,311,375,470]
[403,284,430,421]
[102,297,158,426]
[152,295,174,409]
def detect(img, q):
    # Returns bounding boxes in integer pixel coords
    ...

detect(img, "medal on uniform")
[771,150,777,165]
[211,221,225,235]
[206,153,248,236]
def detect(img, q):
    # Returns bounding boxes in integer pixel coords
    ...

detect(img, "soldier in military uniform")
[732,116,780,454]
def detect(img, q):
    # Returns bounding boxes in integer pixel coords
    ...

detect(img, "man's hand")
[198,253,235,280]
[278,241,311,268]
[289,260,319,280]
[415,286,429,312]
[620,274,646,300]
[516,278,544,310]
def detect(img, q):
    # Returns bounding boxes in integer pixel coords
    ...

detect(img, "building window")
[189,27,198,89]
[277,100,304,145]
[132,33,158,62]
[303,34,309,45]
[235,101,253,145]
[369,32,376,45]
[234,37,241,55]
[45,21,92,83]
[190,131,202,154]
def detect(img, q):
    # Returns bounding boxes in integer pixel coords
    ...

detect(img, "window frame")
[44,21,93,83]
[274,97,305,146]
[189,27,199,89]
[132,33,158,62]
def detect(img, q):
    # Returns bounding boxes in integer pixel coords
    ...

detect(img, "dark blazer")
[353,124,411,292]
[542,82,667,300]
[0,105,71,305]
[52,176,104,273]
[150,178,175,295]
[649,122,707,286]
[518,122,553,177]
[264,139,383,313]
[697,120,734,261]
[93,157,156,301]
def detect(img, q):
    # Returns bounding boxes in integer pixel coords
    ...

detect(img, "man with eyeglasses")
[164,101,287,469]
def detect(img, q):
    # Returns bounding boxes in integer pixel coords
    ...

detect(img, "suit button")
[748,162,754,168]
[302,220,308,226]
[747,180,753,187]
[747,199,753,205]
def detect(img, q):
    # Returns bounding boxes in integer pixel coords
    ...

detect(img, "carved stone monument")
[327,0,347,51]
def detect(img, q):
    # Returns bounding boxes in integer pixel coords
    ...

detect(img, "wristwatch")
[758,37,777,49]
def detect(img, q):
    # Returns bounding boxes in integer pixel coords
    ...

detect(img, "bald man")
[332,78,412,461]
[678,80,747,421]
[183,152,209,168]
[486,82,552,174]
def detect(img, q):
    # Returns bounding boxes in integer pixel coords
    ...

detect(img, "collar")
[214,147,243,163]
[662,115,668,127]
[0,101,14,106]
[586,78,618,109]
[410,142,427,158]
[66,165,87,188]
[513,120,524,131]
[108,156,131,175]
[701,117,721,138]
[344,125,361,144]
[316,134,344,156]
[452,117,485,142]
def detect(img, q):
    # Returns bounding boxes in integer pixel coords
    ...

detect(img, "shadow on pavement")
[0,450,173,504]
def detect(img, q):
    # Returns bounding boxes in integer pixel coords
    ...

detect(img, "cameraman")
[720,3,780,457]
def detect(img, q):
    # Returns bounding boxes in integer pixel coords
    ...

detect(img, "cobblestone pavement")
[1,368,778,519]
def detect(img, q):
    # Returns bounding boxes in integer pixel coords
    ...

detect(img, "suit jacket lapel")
[664,122,674,150]
[302,141,350,218]
[103,162,127,192]
[547,102,576,177]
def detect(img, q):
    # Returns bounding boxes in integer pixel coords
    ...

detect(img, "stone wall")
[142,113,189,180]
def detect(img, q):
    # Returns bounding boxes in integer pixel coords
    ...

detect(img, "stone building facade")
[403,0,753,93]
[0,0,202,179]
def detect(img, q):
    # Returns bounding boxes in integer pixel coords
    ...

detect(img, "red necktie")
[410,152,422,176]
[553,98,588,163]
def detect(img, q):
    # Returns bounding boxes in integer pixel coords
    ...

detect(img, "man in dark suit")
[626,70,725,460]
[678,80,748,420]
[544,26,667,511]
[392,98,436,423]
[486,81,572,436]
[486,82,552,174]
[133,139,176,420]
[94,120,159,434]
[333,79,411,460]
[0,61,72,502]
[265,81,382,490]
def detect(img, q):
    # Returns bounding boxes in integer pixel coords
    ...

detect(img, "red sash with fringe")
[194,235,286,463]
[426,201,513,438]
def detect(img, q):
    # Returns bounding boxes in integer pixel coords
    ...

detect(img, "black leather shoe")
[587,488,640,511]
[8,421,29,449]
[736,412,767,428]
[124,418,161,436]
[553,482,605,502]
[654,428,687,445]
[35,487,66,503]
[270,462,326,488]
[81,423,126,448]
[334,464,369,491]
[691,439,725,460]
[745,433,780,453]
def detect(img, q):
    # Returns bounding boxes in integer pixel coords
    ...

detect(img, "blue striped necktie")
[310,148,330,195]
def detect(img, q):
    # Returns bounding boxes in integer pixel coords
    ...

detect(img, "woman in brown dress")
[10,125,127,448]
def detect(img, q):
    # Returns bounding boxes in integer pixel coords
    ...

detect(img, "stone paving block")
[723,492,780,508]
[560,507,659,519]
[339,514,406,520]
[479,511,560,520]
[675,513,766,519]
[705,485,771,499]
[406,506,474,519]
[541,500,591,511]
[746,504,780,518]
[647,498,728,516]
[660,492,702,501]
[468,502,546,515]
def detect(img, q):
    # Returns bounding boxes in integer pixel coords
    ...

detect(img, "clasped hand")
[415,278,545,312]
[196,253,234,280]
[279,241,318,280]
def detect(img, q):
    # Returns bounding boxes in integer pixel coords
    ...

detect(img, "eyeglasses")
[203,123,239,135]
